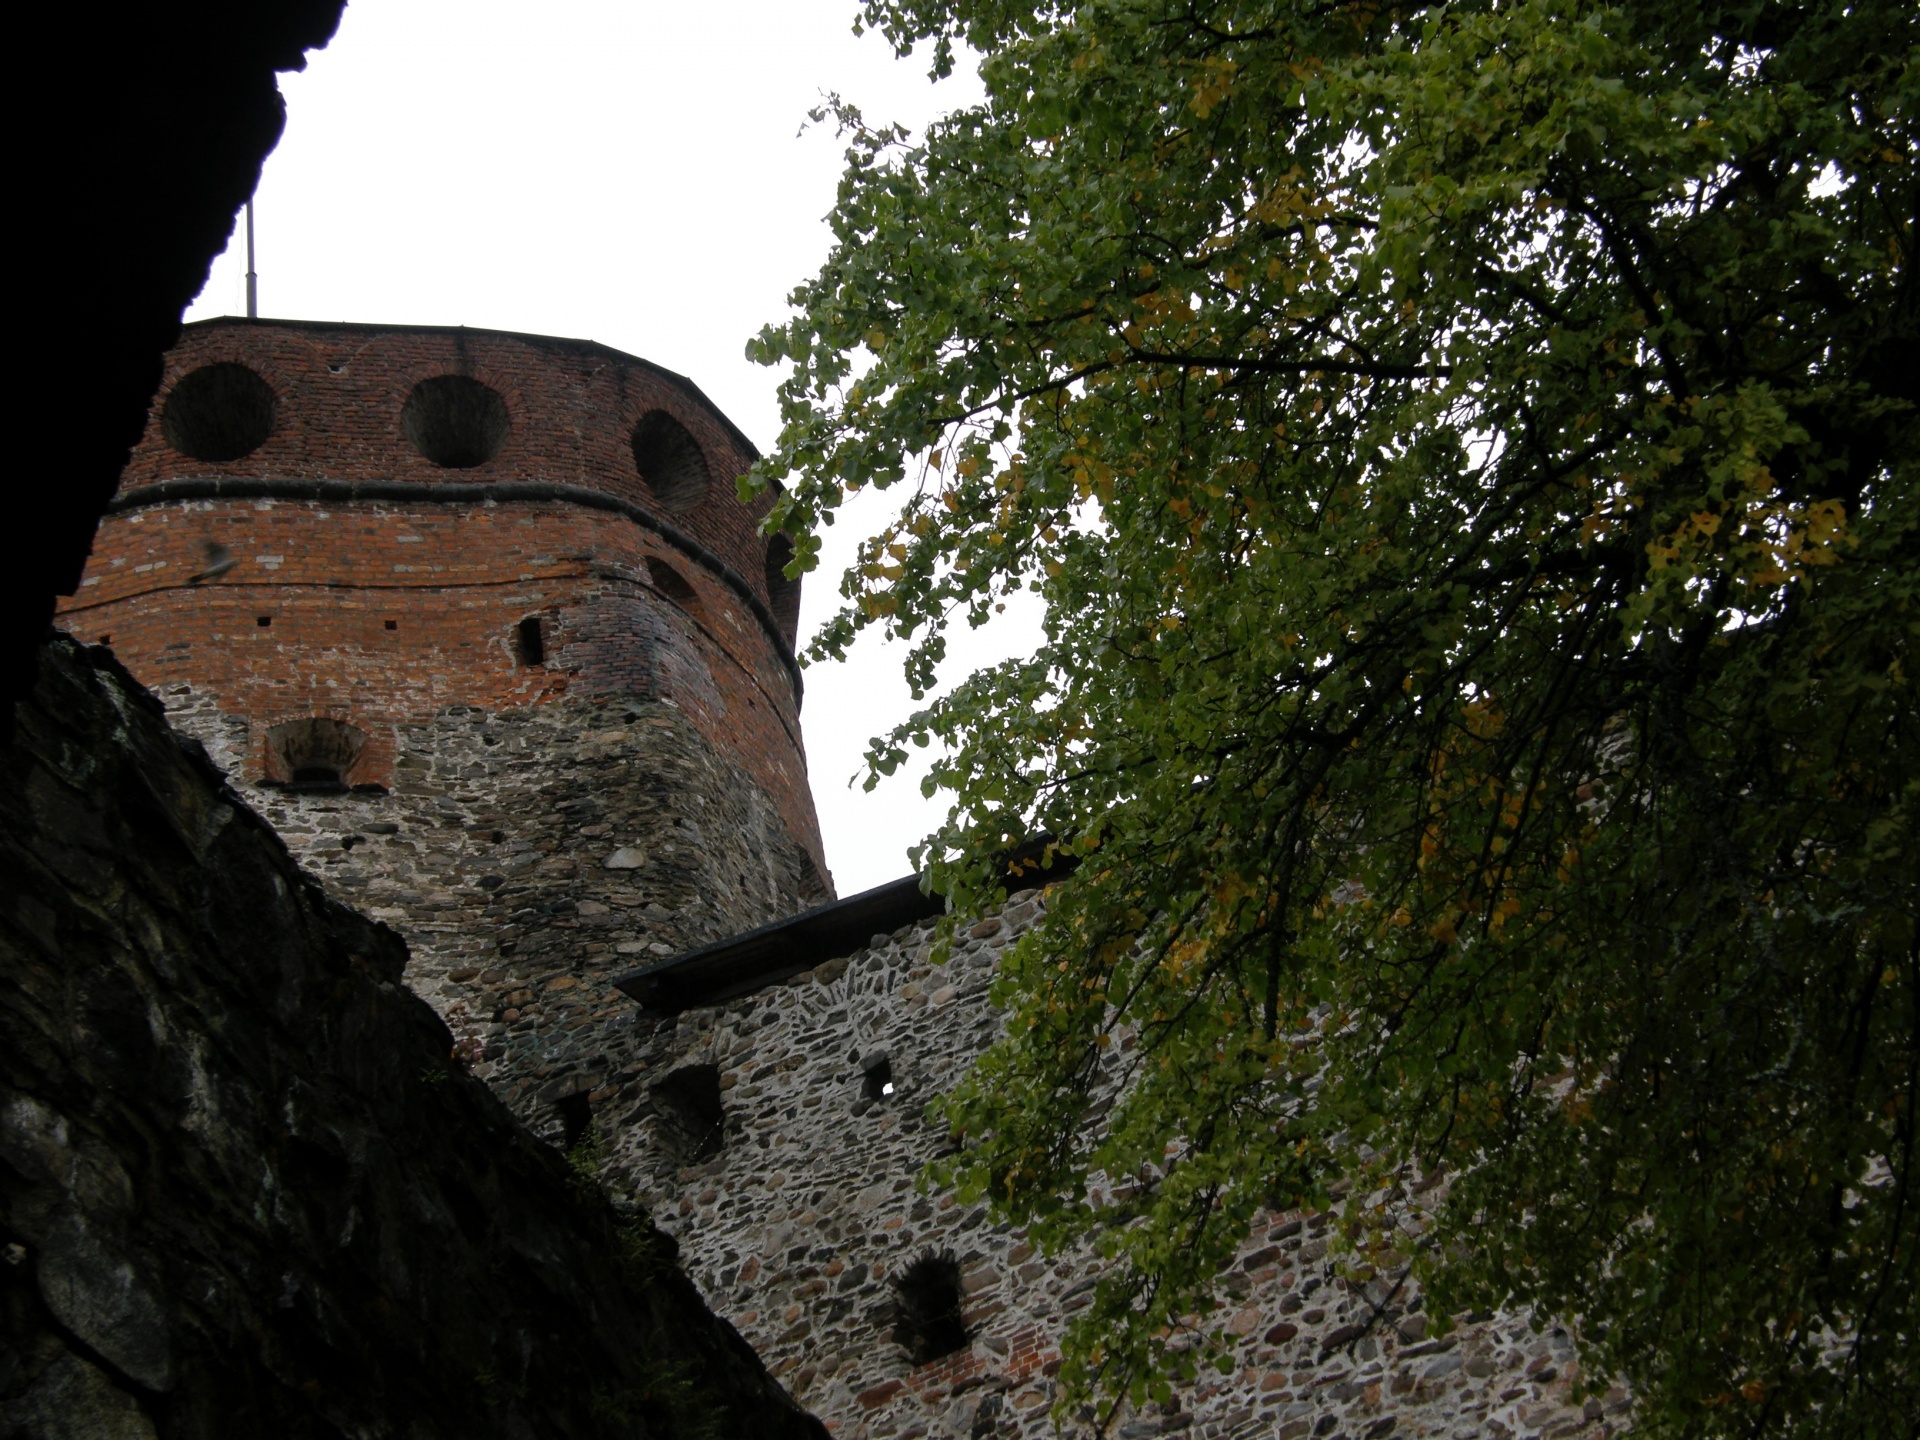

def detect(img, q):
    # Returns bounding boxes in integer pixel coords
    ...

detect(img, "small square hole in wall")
[892,1250,969,1365]
[96,634,110,645]
[862,1051,895,1102]
[555,1091,593,1152]
[256,615,272,627]
[384,619,397,631]
[651,1063,723,1161]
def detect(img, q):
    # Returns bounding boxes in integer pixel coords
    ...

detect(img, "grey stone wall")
[607,893,1632,1440]
[157,683,827,1135]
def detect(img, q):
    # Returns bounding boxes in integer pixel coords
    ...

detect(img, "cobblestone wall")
[159,682,823,1133]
[607,894,1632,1440]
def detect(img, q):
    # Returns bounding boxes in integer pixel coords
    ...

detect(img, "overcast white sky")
[186,0,1037,894]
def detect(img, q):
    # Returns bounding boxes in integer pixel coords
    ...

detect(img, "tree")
[748,3,1917,1434]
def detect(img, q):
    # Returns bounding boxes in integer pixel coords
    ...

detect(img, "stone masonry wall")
[606,894,1634,1440]
[41,314,1635,1440]
[159,683,824,1138]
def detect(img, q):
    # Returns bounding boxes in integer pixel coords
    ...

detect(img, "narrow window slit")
[862,1051,895,1102]
[516,616,546,666]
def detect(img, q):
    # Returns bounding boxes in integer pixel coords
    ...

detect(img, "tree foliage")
[748,2,1917,1434]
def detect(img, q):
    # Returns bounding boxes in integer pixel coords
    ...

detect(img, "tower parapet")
[61,317,831,1126]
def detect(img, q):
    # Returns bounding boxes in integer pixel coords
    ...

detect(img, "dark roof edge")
[614,846,1077,1015]
[614,874,941,1014]
[105,476,803,703]
[181,315,768,470]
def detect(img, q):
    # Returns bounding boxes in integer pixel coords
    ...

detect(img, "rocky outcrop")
[0,634,825,1439]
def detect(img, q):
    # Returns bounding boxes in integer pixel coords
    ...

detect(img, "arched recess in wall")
[647,558,704,620]
[402,375,510,468]
[265,717,370,791]
[764,534,800,644]
[631,410,710,514]
[161,362,276,461]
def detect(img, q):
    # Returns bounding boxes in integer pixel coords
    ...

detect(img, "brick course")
[116,319,777,595]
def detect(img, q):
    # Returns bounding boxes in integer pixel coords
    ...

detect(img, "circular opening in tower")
[402,375,510,469]
[160,362,276,461]
[630,410,711,513]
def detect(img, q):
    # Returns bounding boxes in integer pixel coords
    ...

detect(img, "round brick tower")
[59,316,832,1128]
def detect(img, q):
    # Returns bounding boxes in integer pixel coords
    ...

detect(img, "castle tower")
[59,317,832,1130]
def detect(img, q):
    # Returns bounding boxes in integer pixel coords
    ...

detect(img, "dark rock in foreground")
[1,634,823,1439]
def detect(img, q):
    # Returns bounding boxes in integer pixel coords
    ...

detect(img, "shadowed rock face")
[0,634,825,1440]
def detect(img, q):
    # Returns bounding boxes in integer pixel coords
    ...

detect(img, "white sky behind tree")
[186,0,1037,895]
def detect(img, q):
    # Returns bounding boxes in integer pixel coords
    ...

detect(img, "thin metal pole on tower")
[245,198,258,318]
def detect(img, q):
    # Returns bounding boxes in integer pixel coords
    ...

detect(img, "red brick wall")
[118,319,784,602]
[57,319,826,882]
